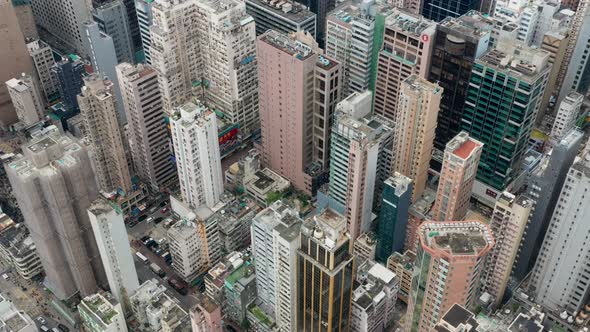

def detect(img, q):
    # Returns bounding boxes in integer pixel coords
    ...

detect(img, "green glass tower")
[461,43,551,191]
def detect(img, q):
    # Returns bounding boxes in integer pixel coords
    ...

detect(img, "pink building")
[432,131,483,221]
[406,221,495,332]
[257,30,321,195]
[190,297,223,332]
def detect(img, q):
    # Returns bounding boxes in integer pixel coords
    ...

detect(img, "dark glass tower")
[421,0,483,22]
[294,0,335,48]
[51,55,86,112]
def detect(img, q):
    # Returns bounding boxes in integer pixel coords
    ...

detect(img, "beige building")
[432,132,483,221]
[373,9,436,123]
[392,75,442,202]
[481,192,531,308]
[78,74,132,194]
[0,0,34,129]
[27,39,59,102]
[538,31,570,118]
[386,250,415,304]
[5,74,45,127]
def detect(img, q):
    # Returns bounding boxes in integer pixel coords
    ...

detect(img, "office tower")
[350,260,399,332]
[556,0,590,103]
[116,63,176,190]
[461,43,550,192]
[429,12,492,152]
[92,0,135,64]
[376,173,412,263]
[245,0,316,37]
[257,30,322,194]
[52,56,86,112]
[480,192,531,308]
[421,0,484,22]
[327,91,393,242]
[432,132,483,221]
[5,74,45,126]
[78,74,132,194]
[530,148,590,314]
[85,21,127,124]
[0,0,34,129]
[325,2,393,96]
[251,201,301,319]
[120,0,141,53]
[26,40,59,102]
[135,0,153,64]
[373,10,436,123]
[190,297,223,332]
[30,0,90,54]
[406,221,495,332]
[293,0,335,47]
[512,129,584,281]
[392,75,441,201]
[551,91,584,139]
[539,31,570,115]
[5,126,106,300]
[78,293,128,332]
[170,102,223,209]
[386,250,415,303]
[150,0,259,137]
[88,199,139,307]
[297,209,355,331]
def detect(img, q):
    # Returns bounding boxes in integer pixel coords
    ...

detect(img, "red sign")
[486,189,498,198]
[421,34,429,43]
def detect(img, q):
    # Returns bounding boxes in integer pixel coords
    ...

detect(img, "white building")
[87,199,140,307]
[531,0,559,47]
[250,201,301,322]
[0,293,37,332]
[5,74,45,126]
[0,221,43,280]
[517,5,540,46]
[530,146,590,314]
[551,91,584,140]
[350,260,399,332]
[130,279,189,331]
[170,102,223,210]
[26,39,58,101]
[78,292,128,332]
[480,192,532,308]
[150,0,259,136]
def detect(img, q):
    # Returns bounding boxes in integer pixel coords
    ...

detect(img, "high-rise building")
[376,173,412,263]
[538,31,570,116]
[551,91,584,139]
[386,250,415,303]
[250,201,301,320]
[150,0,260,137]
[135,0,153,64]
[406,221,495,332]
[116,63,177,190]
[350,260,399,332]
[480,192,531,308]
[530,147,590,314]
[428,11,492,153]
[11,0,38,40]
[373,10,436,123]
[52,55,86,112]
[78,74,132,194]
[297,209,355,331]
[392,75,441,201]
[5,126,106,300]
[87,199,139,308]
[130,279,191,331]
[26,39,59,102]
[327,91,393,242]
[245,0,316,37]
[0,0,34,129]
[432,131,483,221]
[293,0,335,47]
[30,0,90,54]
[556,0,590,103]
[461,42,550,191]
[512,129,584,281]
[5,74,45,126]
[325,2,393,96]
[84,21,127,124]
[421,0,484,22]
[78,292,128,332]
[170,102,223,210]
[190,297,223,332]
[92,0,135,64]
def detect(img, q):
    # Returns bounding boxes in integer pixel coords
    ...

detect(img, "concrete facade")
[31,0,90,54]
[5,74,45,126]
[26,39,59,102]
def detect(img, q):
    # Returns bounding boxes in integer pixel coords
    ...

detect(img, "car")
[140,236,150,242]
[146,216,154,223]
[138,215,148,222]
[160,207,169,213]
[57,324,69,332]
[155,248,163,255]
[128,221,138,228]
[154,217,164,224]
[36,317,46,325]
[40,326,49,332]
[2,274,8,280]
[159,201,169,207]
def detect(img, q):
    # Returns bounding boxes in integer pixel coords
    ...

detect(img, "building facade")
[92,0,135,64]
[78,292,128,332]
[51,56,86,112]
[26,39,59,102]
[5,74,45,126]
[551,91,584,140]
[245,0,316,37]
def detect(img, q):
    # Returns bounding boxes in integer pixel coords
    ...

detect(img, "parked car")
[147,216,154,223]
[36,317,46,325]
[128,221,138,228]
[138,215,148,222]
[160,207,169,214]
[154,217,164,224]
[57,324,69,332]
[159,201,169,207]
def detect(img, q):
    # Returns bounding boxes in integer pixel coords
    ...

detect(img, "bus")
[135,252,149,264]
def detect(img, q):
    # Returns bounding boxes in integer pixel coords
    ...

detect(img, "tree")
[266,191,282,205]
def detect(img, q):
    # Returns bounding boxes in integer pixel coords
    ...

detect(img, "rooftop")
[420,221,494,256]
[80,293,119,325]
[508,313,543,332]
[259,30,315,60]
[316,54,339,70]
[353,260,398,311]
[27,137,57,153]
[386,8,436,36]
[479,43,551,81]
[442,304,478,329]
[387,250,416,271]
[208,197,259,230]
[385,172,413,196]
[447,131,482,160]
[439,10,493,39]
[196,296,219,314]
[246,0,315,23]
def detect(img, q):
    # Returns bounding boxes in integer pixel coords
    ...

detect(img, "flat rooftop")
[247,0,314,23]
[479,44,550,81]
[439,10,493,39]
[508,314,543,332]
[27,137,57,153]
[442,304,478,328]
[259,30,314,60]
[386,9,435,36]
[447,132,482,160]
[421,221,494,256]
